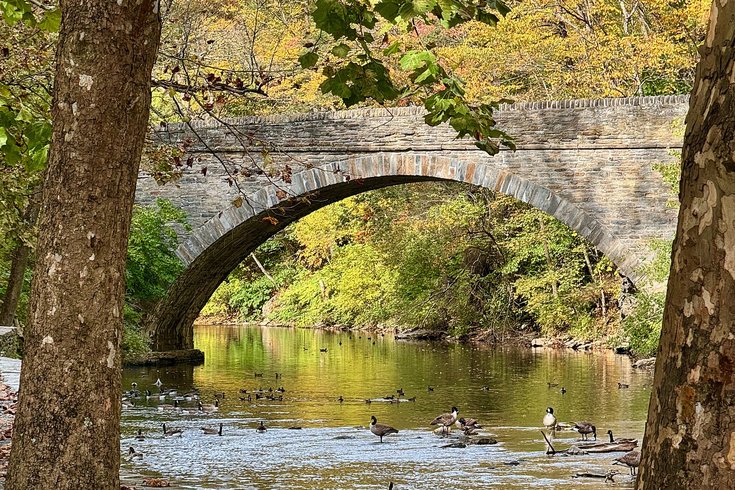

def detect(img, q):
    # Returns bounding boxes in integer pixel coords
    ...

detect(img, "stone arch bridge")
[138,95,687,351]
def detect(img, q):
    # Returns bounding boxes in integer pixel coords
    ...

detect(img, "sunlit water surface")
[121,324,652,489]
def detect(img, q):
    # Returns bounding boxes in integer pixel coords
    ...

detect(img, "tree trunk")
[0,197,40,326]
[6,2,161,489]
[638,3,735,487]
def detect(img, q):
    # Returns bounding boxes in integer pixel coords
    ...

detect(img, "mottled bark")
[6,1,161,488]
[638,2,735,487]
[0,197,40,326]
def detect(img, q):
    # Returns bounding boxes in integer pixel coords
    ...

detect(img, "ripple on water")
[122,324,648,489]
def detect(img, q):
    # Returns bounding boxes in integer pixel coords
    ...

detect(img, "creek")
[121,324,652,489]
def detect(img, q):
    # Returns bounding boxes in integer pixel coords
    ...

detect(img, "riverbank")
[195,316,636,356]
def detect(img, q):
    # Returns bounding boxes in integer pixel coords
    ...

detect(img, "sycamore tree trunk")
[6,1,161,488]
[638,2,735,487]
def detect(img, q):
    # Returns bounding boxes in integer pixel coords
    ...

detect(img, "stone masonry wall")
[135,95,687,279]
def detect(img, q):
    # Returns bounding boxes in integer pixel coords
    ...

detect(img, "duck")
[613,450,641,475]
[573,421,597,440]
[606,430,637,444]
[135,429,145,441]
[127,446,143,460]
[162,423,182,437]
[543,407,557,430]
[256,421,267,432]
[370,415,398,442]
[201,423,223,436]
[456,417,482,430]
[430,406,459,435]
[198,399,219,412]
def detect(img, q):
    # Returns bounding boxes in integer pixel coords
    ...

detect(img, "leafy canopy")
[300,0,515,154]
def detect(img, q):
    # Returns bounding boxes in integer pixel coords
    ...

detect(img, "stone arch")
[147,153,636,351]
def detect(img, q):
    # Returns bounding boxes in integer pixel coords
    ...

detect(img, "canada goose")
[201,423,223,436]
[157,400,179,411]
[606,430,637,444]
[573,422,597,440]
[456,417,482,430]
[397,388,405,397]
[613,450,641,475]
[431,407,459,435]
[145,389,153,400]
[128,446,143,460]
[214,391,226,399]
[162,423,182,437]
[543,407,557,430]
[254,372,263,377]
[239,395,252,402]
[338,396,344,403]
[320,348,328,352]
[198,399,219,412]
[618,382,630,389]
[365,399,372,404]
[370,415,398,442]
[256,421,267,432]
[547,382,559,388]
[135,429,145,441]
[275,372,281,379]
[154,378,162,388]
[427,386,434,392]
[480,386,490,391]
[183,390,199,401]
[276,387,285,393]
[560,387,567,395]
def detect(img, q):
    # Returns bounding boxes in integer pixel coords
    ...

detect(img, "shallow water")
[121,325,652,489]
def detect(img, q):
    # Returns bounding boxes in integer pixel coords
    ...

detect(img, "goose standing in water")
[198,399,219,412]
[135,429,145,441]
[370,415,398,442]
[613,450,641,475]
[543,407,557,431]
[162,423,182,437]
[256,421,267,432]
[201,423,223,436]
[431,407,459,435]
[573,421,597,441]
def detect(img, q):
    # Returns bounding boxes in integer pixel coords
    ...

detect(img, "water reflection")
[121,324,653,489]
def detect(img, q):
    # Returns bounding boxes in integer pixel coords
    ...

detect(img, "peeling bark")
[5,1,161,488]
[639,2,735,487]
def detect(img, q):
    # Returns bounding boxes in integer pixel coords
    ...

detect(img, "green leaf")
[399,50,435,71]
[331,43,350,58]
[383,41,402,56]
[313,0,356,40]
[375,0,401,21]
[38,7,60,32]
[0,126,7,147]
[298,51,319,69]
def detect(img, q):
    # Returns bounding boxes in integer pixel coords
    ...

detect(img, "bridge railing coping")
[159,95,690,132]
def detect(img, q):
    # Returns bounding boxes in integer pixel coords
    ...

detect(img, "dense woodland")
[0,0,708,358]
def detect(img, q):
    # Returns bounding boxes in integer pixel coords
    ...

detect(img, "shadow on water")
[121,324,652,489]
